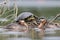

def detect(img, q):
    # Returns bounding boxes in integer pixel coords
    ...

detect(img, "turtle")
[15,12,34,22]
[4,12,47,32]
[16,12,40,26]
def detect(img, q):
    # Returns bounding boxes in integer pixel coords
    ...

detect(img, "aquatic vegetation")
[0,0,18,26]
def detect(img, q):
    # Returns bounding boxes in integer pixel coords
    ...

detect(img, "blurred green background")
[0,7,60,26]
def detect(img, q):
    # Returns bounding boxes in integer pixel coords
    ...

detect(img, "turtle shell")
[15,12,34,22]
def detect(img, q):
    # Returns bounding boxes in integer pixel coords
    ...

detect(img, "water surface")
[0,28,60,40]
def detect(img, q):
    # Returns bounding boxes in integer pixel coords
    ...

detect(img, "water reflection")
[43,37,60,40]
[0,28,60,40]
[7,37,32,40]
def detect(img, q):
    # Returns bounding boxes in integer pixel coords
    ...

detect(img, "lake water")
[0,28,60,40]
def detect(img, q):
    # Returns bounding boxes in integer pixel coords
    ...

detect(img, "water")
[0,28,60,40]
